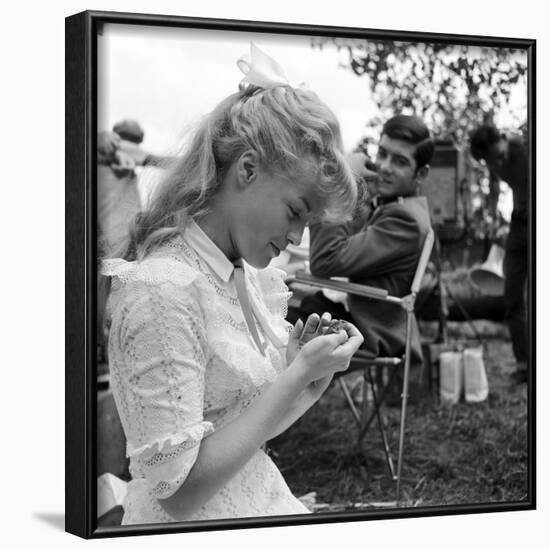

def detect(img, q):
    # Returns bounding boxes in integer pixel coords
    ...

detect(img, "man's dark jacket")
[309,195,432,364]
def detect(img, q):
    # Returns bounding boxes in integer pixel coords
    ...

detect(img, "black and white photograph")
[65,9,535,540]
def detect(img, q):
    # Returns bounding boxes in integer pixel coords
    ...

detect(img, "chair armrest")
[290,272,390,300]
[411,228,435,294]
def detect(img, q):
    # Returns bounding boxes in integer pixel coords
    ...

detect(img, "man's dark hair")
[382,115,434,170]
[469,124,501,161]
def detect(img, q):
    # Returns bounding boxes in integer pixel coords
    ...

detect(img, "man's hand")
[111,150,136,177]
[97,131,121,164]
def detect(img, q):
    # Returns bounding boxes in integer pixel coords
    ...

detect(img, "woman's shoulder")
[102,254,206,325]
[101,254,201,290]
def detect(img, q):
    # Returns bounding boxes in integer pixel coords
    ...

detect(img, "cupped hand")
[286,312,332,365]
[291,320,364,384]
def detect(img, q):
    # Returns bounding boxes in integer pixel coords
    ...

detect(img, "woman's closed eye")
[288,205,301,219]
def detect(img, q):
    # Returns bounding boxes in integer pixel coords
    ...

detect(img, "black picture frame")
[65,9,536,539]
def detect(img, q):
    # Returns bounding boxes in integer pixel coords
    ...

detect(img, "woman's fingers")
[315,312,332,336]
[343,321,363,339]
[321,329,350,348]
[298,314,320,347]
[289,318,304,340]
[322,322,364,357]
[335,334,364,356]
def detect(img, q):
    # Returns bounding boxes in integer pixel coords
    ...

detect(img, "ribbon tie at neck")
[233,259,285,361]
[233,259,266,355]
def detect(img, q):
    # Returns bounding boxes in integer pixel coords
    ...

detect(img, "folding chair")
[288,228,434,501]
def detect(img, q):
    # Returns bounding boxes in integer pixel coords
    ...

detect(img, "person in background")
[469,125,529,383]
[97,120,146,256]
[97,121,144,364]
[114,118,179,170]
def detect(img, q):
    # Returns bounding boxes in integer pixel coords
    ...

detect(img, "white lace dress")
[102,221,310,524]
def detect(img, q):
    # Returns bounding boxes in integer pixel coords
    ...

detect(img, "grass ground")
[267,335,529,512]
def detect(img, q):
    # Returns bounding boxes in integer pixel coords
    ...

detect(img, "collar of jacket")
[370,195,406,209]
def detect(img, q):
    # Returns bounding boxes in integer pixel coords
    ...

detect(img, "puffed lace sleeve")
[254,265,293,336]
[103,257,214,500]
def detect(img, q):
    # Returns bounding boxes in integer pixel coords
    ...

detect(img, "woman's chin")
[248,255,271,269]
[256,258,272,269]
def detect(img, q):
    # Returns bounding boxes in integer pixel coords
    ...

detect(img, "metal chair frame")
[288,228,434,501]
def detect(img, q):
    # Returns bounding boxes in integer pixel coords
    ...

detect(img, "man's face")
[374,134,426,198]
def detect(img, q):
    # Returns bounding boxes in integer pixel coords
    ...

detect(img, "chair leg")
[395,311,414,503]
[357,364,400,441]
[365,366,396,478]
[337,377,361,425]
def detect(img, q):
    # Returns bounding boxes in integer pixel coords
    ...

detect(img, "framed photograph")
[66,9,535,539]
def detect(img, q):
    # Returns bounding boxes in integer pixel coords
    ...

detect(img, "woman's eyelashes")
[288,205,302,219]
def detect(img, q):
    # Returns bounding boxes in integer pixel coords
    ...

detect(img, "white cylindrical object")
[439,351,463,404]
[463,347,489,403]
[469,243,505,296]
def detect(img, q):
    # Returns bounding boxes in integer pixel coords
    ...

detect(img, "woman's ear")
[236,150,259,189]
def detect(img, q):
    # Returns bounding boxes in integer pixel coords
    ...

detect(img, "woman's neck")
[197,209,237,262]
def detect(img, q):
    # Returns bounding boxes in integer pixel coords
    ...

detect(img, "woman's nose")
[287,225,304,247]
[287,232,301,247]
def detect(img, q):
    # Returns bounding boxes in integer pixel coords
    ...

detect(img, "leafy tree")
[312,38,527,146]
[311,38,528,249]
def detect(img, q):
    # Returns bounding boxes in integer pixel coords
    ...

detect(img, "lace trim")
[143,438,200,467]
[101,256,199,288]
[127,421,214,458]
[152,471,190,498]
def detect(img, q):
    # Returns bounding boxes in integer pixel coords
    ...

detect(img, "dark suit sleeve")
[309,208,420,279]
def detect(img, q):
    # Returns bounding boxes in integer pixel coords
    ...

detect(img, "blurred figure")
[97,120,144,256]
[469,125,529,383]
[97,120,144,364]
[114,118,179,170]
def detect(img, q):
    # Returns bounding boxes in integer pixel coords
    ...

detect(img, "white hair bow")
[237,43,291,89]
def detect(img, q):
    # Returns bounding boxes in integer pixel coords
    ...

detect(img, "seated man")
[306,115,435,369]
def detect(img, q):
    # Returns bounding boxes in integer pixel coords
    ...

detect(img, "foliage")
[310,38,528,243]
[312,38,528,146]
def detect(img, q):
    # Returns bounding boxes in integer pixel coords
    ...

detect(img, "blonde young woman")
[102,45,363,524]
